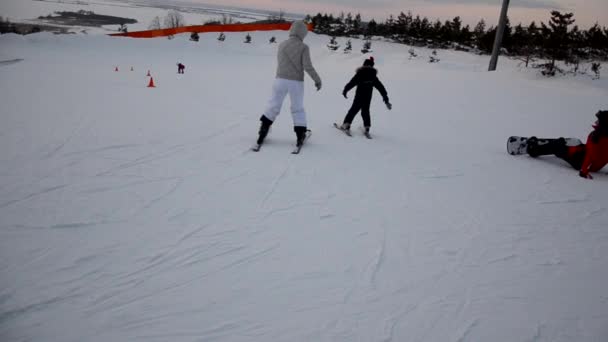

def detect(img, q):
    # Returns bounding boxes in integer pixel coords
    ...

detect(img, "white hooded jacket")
[275,21,322,88]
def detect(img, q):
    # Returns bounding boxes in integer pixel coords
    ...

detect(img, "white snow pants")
[263,78,307,127]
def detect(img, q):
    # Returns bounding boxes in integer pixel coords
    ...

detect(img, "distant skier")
[254,20,322,149]
[525,110,608,179]
[337,57,391,136]
[177,63,185,74]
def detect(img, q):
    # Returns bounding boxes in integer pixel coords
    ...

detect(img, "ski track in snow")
[88,244,279,316]
[0,58,24,66]
[368,225,387,289]
[63,143,140,157]
[44,115,91,159]
[140,177,183,210]
[0,184,68,209]
[454,319,480,342]
[537,196,590,205]
[259,162,292,208]
[95,122,241,177]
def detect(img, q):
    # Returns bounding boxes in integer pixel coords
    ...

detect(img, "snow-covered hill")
[0,0,301,34]
[1,16,607,342]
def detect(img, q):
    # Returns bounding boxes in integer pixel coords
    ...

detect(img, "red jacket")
[580,132,608,175]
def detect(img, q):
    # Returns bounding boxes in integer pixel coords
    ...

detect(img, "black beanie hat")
[595,110,608,135]
[596,110,608,123]
[363,56,375,67]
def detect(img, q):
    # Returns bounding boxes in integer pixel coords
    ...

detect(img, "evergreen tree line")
[0,16,19,34]
[305,11,608,62]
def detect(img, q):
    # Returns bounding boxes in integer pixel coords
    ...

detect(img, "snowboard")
[507,136,582,155]
[507,136,530,155]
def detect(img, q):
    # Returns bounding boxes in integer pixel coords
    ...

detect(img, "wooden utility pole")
[488,0,510,71]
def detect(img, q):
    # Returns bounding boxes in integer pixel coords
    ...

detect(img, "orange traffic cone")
[115,66,119,72]
[146,70,151,76]
[147,77,156,88]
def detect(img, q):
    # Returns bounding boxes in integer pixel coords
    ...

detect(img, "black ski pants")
[343,95,372,127]
[528,138,586,170]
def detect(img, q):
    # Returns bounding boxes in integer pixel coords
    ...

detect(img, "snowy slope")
[0,0,273,34]
[1,27,608,342]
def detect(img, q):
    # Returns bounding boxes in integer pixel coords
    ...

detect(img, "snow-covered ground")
[1,12,608,342]
[0,0,290,34]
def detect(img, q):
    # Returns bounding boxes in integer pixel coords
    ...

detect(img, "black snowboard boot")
[294,126,307,146]
[527,136,566,157]
[257,115,273,145]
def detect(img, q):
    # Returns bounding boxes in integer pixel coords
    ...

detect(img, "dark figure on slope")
[177,63,185,74]
[338,57,391,137]
[518,110,608,179]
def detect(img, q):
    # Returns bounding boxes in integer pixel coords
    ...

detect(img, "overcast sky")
[192,0,607,27]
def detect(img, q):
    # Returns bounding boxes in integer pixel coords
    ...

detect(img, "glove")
[579,171,593,179]
[342,90,348,99]
[384,98,392,110]
[315,82,322,91]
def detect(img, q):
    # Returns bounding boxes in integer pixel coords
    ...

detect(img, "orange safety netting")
[110,22,313,38]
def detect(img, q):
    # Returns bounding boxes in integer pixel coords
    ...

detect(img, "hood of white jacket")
[289,20,308,40]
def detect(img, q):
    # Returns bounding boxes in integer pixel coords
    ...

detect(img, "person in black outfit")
[339,57,391,135]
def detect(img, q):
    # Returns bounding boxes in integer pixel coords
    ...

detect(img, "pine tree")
[344,39,352,53]
[501,17,513,53]
[366,19,377,37]
[478,26,497,53]
[591,62,601,79]
[335,12,345,36]
[473,19,486,50]
[431,20,443,42]
[542,11,575,75]
[460,25,472,46]
[386,15,396,37]
[361,39,372,53]
[353,14,362,35]
[408,48,417,59]
[345,12,353,35]
[429,50,440,63]
[327,36,339,50]
[311,13,323,33]
[585,23,607,58]
[450,16,462,42]
[396,11,412,41]
[411,15,422,40]
[420,17,431,40]
[527,21,542,53]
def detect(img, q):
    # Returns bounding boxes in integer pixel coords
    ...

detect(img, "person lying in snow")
[337,56,392,136]
[526,110,608,179]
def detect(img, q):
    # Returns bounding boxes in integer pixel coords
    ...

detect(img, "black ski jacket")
[343,66,389,102]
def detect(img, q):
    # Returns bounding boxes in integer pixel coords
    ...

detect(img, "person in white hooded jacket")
[255,20,322,148]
